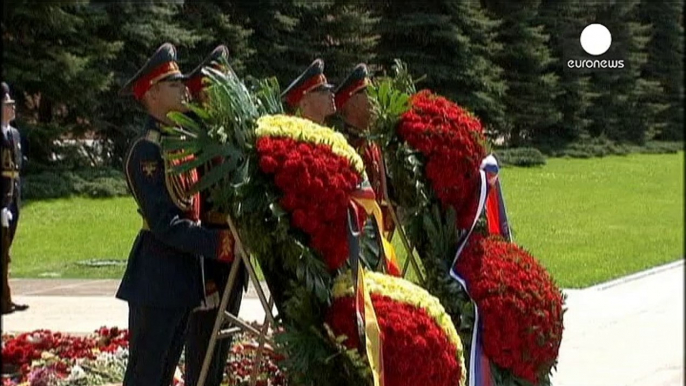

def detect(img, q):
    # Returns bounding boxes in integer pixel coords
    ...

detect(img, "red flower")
[326,294,463,386]
[256,136,363,270]
[1,327,130,382]
[397,90,486,229]
[453,234,565,384]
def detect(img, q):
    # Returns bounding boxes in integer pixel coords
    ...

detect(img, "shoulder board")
[145,130,161,145]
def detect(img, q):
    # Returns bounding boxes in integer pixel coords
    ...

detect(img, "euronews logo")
[565,24,625,71]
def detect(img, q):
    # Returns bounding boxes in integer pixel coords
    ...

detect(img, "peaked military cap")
[185,45,235,98]
[281,59,334,108]
[120,43,185,100]
[334,63,370,110]
[2,82,15,104]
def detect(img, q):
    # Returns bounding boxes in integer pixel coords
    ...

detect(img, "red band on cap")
[186,75,204,99]
[186,63,231,99]
[335,78,370,110]
[132,62,181,100]
[284,74,327,107]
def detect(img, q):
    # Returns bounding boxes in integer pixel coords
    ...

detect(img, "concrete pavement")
[2,260,684,386]
[2,279,275,335]
[550,259,684,386]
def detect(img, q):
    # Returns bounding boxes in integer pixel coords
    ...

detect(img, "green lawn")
[500,152,684,287]
[11,197,139,279]
[9,152,684,288]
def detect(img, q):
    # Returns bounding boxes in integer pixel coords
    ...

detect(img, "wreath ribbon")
[351,184,401,276]
[449,154,511,386]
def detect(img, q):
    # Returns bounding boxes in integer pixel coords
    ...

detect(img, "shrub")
[494,147,547,167]
[21,168,128,200]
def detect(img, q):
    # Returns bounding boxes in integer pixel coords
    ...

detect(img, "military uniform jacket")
[1,126,22,208]
[116,117,229,309]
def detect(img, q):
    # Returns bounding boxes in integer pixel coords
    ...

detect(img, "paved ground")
[549,260,684,386]
[2,260,684,386]
[2,279,275,334]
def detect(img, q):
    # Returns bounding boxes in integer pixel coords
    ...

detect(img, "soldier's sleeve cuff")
[217,230,235,262]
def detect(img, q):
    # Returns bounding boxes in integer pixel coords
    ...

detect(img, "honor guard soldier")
[117,43,235,386]
[185,44,236,104]
[281,59,336,124]
[1,82,28,315]
[334,64,396,253]
[184,45,246,386]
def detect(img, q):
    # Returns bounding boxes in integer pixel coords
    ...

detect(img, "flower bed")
[1,328,287,386]
[1,327,130,386]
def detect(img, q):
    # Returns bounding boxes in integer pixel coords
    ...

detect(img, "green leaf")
[189,161,233,195]
[167,112,202,134]
[167,155,208,175]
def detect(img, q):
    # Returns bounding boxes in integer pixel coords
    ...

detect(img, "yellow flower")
[333,270,467,386]
[256,114,365,174]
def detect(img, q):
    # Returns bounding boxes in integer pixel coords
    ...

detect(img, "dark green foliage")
[639,0,685,141]
[495,147,547,167]
[537,0,597,147]
[482,0,562,147]
[301,0,379,83]
[177,1,254,75]
[2,1,123,167]
[586,0,669,145]
[22,168,128,200]
[373,0,507,135]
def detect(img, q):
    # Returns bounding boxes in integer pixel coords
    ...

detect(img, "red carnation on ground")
[453,234,565,384]
[397,90,487,229]
[1,327,130,382]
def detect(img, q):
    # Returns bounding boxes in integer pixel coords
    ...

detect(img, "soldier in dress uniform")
[117,43,235,386]
[333,64,396,268]
[1,82,29,315]
[183,44,247,386]
[281,59,336,124]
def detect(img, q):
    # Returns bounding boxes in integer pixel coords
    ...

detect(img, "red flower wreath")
[326,295,462,386]
[397,90,487,229]
[453,234,565,384]
[257,137,365,270]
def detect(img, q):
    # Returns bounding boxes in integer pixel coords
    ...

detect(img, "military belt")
[1,171,19,179]
[202,211,229,226]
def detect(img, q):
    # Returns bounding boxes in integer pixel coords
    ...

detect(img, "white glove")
[195,289,220,312]
[1,208,13,227]
[194,280,221,312]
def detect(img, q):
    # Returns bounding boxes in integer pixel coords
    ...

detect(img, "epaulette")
[145,130,161,145]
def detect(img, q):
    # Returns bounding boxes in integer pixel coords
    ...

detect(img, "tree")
[536,0,598,148]
[307,0,379,83]
[2,1,123,169]
[373,0,508,138]
[228,0,302,85]
[177,1,254,76]
[446,0,508,138]
[481,0,561,147]
[639,0,684,141]
[586,0,668,144]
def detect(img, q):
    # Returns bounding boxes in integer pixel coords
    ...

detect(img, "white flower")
[66,365,87,381]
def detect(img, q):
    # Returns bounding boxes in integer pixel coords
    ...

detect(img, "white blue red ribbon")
[481,155,512,242]
[448,153,512,386]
